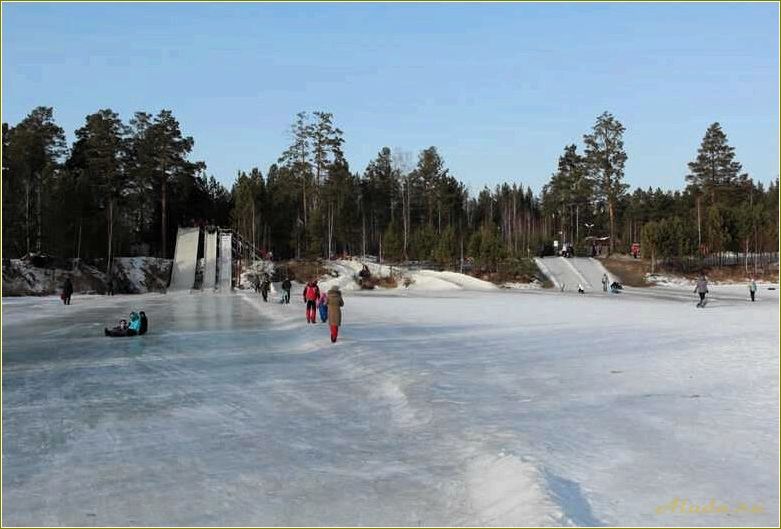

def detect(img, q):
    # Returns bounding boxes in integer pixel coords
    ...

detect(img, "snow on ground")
[237,260,276,290]
[503,279,543,290]
[646,273,777,288]
[322,259,499,292]
[2,285,778,526]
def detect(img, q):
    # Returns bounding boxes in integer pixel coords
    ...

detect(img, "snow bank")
[465,452,565,526]
[113,257,172,294]
[503,279,543,289]
[646,273,778,288]
[237,260,276,290]
[2,257,171,296]
[321,259,500,292]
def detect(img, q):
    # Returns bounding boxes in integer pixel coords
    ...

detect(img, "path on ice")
[2,285,779,526]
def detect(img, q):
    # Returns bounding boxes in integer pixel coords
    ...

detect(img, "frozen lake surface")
[2,284,779,526]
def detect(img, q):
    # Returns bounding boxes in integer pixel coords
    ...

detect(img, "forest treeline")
[3,107,778,273]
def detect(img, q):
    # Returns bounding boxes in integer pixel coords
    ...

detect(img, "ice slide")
[218,232,232,291]
[568,257,615,291]
[169,227,200,291]
[202,231,218,289]
[534,256,613,292]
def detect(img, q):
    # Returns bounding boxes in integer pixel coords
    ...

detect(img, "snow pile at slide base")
[237,259,276,290]
[320,259,500,292]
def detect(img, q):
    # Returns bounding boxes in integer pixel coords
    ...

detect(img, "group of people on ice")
[254,274,293,304]
[105,311,149,337]
[302,279,344,343]
[252,273,345,342]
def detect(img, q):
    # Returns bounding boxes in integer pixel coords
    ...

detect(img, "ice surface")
[2,283,778,526]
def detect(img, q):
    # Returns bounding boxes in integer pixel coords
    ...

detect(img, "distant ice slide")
[169,227,200,291]
[534,256,612,293]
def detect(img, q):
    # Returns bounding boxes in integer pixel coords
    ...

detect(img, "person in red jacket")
[303,280,320,323]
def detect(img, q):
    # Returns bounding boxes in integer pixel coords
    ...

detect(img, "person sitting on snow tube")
[610,281,623,292]
[105,312,140,337]
[105,318,130,337]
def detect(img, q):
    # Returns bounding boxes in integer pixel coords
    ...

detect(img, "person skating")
[260,276,271,302]
[694,274,709,307]
[601,273,609,292]
[327,285,344,343]
[61,277,74,305]
[303,280,320,323]
[749,278,757,302]
[318,290,328,323]
[281,277,292,304]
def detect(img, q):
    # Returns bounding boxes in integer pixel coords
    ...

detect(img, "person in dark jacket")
[139,311,148,335]
[62,278,74,305]
[260,276,271,302]
[281,278,292,304]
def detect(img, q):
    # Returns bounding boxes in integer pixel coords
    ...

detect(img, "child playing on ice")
[318,291,328,323]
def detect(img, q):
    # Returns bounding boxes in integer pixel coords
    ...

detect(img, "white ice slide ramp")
[202,230,218,289]
[218,232,232,291]
[535,256,611,292]
[169,227,200,291]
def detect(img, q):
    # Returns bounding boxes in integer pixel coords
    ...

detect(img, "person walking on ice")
[318,290,328,323]
[260,275,271,302]
[303,280,320,323]
[601,273,609,292]
[281,277,292,304]
[327,285,344,343]
[61,277,73,305]
[694,273,709,307]
[749,278,757,302]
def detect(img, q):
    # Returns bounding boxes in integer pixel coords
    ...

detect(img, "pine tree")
[687,123,747,206]
[584,112,628,253]
[70,109,130,271]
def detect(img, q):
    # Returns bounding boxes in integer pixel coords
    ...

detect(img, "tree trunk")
[76,219,82,260]
[36,174,42,253]
[362,212,366,259]
[25,180,31,255]
[161,167,167,258]
[327,203,334,260]
[608,200,615,254]
[696,195,702,248]
[107,200,114,274]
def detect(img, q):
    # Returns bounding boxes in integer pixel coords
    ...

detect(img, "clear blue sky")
[3,2,778,194]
